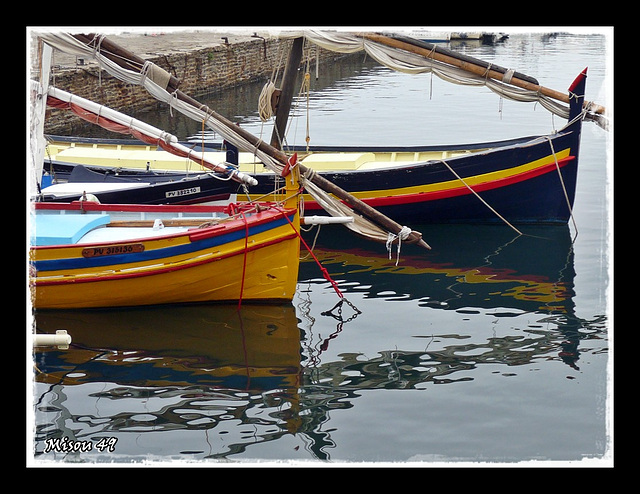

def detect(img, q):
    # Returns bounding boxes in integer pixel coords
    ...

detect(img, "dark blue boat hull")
[39,70,587,225]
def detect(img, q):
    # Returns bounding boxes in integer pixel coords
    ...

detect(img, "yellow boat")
[29,172,301,309]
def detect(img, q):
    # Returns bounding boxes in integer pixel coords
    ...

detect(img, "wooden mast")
[69,33,430,250]
[270,37,303,149]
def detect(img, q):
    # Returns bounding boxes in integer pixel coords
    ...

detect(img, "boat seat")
[33,213,111,246]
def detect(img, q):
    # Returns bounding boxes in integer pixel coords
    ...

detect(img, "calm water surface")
[30,30,612,466]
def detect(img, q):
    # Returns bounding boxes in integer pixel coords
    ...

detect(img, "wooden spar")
[69,34,430,250]
[72,34,181,92]
[392,34,540,85]
[362,32,607,116]
[270,37,303,149]
[173,92,430,249]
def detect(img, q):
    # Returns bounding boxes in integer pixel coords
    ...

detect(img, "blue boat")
[37,31,592,227]
[42,68,586,225]
[295,69,585,225]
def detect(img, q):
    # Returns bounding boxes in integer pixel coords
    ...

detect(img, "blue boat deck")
[32,213,111,246]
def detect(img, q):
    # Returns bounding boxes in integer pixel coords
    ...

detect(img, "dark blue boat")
[38,70,586,225]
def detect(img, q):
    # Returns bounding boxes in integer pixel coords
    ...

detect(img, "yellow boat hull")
[30,204,300,309]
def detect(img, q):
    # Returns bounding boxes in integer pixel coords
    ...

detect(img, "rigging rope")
[440,158,522,236]
[302,71,312,151]
[237,211,249,310]
[273,205,344,300]
[545,135,579,237]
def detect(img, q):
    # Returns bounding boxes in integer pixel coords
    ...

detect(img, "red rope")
[237,211,249,311]
[274,206,343,299]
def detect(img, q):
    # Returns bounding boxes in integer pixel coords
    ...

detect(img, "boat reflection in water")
[33,304,303,461]
[33,224,606,462]
[302,224,578,314]
[297,223,605,385]
[292,224,606,461]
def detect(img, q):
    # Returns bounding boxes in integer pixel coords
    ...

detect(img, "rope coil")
[258,81,277,122]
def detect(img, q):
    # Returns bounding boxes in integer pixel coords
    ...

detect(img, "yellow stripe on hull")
[329,149,569,204]
[237,149,572,207]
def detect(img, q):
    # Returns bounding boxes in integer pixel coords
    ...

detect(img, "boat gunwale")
[44,131,571,179]
[46,133,548,154]
[299,132,573,176]
[31,202,298,250]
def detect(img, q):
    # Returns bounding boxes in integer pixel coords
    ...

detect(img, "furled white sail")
[36,32,401,245]
[42,85,258,186]
[297,30,570,118]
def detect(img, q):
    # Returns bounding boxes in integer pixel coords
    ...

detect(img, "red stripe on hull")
[304,155,575,210]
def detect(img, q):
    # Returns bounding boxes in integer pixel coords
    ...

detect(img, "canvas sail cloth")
[35,32,404,245]
[29,41,52,197]
[291,30,571,119]
[39,84,258,187]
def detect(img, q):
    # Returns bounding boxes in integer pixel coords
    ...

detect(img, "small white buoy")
[34,330,72,349]
[153,218,165,230]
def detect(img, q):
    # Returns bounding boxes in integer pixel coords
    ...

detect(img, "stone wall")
[41,36,342,134]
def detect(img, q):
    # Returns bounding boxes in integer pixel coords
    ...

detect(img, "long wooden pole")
[70,34,430,250]
[362,33,606,116]
[173,90,430,249]
[72,34,182,91]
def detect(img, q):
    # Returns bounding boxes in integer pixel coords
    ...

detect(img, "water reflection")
[32,224,606,462]
[301,224,578,313]
[298,224,606,381]
[33,304,303,461]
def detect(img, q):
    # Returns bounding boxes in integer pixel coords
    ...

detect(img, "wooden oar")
[69,34,431,250]
[362,32,607,116]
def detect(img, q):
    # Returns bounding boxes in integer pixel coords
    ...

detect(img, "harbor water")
[30,29,613,466]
